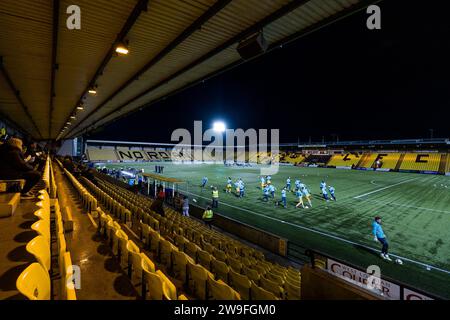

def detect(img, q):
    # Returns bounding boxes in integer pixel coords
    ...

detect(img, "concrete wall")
[301,265,384,300]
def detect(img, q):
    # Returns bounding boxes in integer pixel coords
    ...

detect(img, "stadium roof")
[142,173,184,184]
[0,0,379,140]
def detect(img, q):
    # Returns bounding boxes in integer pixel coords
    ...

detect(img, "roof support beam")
[66,0,310,137]
[57,0,150,138]
[68,0,381,138]
[0,57,43,139]
[64,0,233,139]
[48,0,60,137]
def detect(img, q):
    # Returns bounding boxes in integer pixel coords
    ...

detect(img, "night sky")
[89,0,450,144]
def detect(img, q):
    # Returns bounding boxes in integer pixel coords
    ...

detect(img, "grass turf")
[102,162,450,298]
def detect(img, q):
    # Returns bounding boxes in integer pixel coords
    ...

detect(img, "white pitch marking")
[182,189,450,275]
[355,198,450,214]
[354,178,418,199]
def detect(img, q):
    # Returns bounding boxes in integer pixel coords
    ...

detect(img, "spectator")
[150,196,165,217]
[0,137,41,199]
[182,196,189,217]
[202,206,214,229]
[157,185,165,200]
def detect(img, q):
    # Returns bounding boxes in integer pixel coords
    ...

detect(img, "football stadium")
[0,0,449,307]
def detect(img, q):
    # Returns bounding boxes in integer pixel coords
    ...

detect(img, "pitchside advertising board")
[326,258,434,300]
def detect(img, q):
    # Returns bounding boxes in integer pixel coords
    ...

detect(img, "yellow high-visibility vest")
[203,210,213,219]
[212,190,219,198]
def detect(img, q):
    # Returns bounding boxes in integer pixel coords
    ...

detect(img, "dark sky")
[89,0,450,144]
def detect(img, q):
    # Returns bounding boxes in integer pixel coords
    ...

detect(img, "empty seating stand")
[399,153,441,172]
[15,157,77,300]
[71,169,302,300]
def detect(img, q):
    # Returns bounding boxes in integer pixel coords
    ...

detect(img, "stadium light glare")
[88,86,97,95]
[115,42,129,55]
[213,121,226,133]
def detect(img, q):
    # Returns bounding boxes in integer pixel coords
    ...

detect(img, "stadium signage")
[403,288,434,300]
[327,258,400,300]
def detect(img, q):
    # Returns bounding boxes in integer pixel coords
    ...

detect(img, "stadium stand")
[2,157,78,300]
[446,155,450,174]
[371,153,402,169]
[399,153,441,172]
[303,154,332,165]
[280,152,305,165]
[69,166,301,300]
[86,147,118,162]
[327,153,362,167]
[357,153,379,169]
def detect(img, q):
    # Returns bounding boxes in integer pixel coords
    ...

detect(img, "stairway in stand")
[438,153,448,175]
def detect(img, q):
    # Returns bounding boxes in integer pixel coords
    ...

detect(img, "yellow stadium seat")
[285,280,301,300]
[253,264,267,276]
[145,271,164,300]
[184,228,193,241]
[207,273,241,300]
[34,208,49,222]
[202,241,215,254]
[174,234,187,251]
[211,258,229,283]
[139,221,150,245]
[157,270,177,300]
[243,266,260,283]
[197,249,212,271]
[286,273,301,286]
[125,240,141,279]
[149,229,161,257]
[178,294,189,300]
[16,263,51,300]
[159,238,176,269]
[251,281,279,300]
[184,241,199,261]
[229,269,251,300]
[141,254,156,298]
[113,229,128,257]
[213,248,227,262]
[31,220,50,243]
[26,235,51,271]
[99,213,112,237]
[260,276,284,299]
[227,255,243,273]
[265,272,285,286]
[106,220,119,246]
[172,250,194,285]
[187,260,212,300]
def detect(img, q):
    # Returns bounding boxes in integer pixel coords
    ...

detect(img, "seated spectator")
[24,141,45,170]
[0,137,41,199]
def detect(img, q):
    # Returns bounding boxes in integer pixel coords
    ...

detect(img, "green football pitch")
[102,162,450,298]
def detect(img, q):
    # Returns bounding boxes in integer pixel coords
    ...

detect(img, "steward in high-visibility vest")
[202,206,214,229]
[212,187,219,208]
